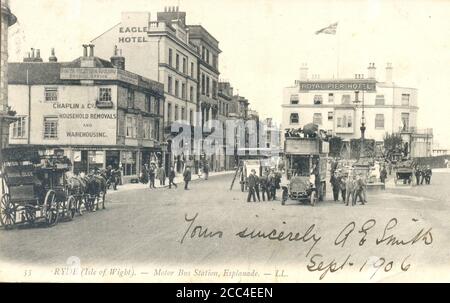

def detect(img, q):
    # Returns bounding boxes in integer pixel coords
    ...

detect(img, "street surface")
[1,170,449,282]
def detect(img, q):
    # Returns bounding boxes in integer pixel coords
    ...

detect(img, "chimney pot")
[89,44,95,57]
[36,49,41,58]
[31,48,35,58]
[82,44,88,57]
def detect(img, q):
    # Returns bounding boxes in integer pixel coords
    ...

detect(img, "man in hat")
[148,163,156,189]
[183,165,192,190]
[247,169,258,202]
[168,166,177,189]
[330,171,340,202]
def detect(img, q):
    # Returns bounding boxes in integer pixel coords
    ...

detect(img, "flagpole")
[336,23,340,79]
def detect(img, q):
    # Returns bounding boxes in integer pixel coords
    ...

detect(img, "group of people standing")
[246,169,281,202]
[330,170,367,206]
[415,165,433,185]
[140,163,180,189]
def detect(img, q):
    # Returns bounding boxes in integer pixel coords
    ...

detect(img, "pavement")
[0,170,449,282]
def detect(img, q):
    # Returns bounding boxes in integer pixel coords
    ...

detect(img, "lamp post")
[353,90,369,166]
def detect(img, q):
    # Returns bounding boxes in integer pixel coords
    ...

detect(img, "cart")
[394,159,414,185]
[0,147,76,229]
[281,137,329,206]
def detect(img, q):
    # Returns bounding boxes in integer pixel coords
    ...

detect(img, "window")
[206,49,210,64]
[167,103,172,123]
[145,95,151,113]
[190,62,194,78]
[290,113,299,124]
[168,76,172,94]
[175,80,179,98]
[202,46,205,60]
[127,89,135,108]
[337,117,342,128]
[189,86,194,102]
[182,83,186,99]
[168,48,173,67]
[313,113,323,125]
[401,94,410,106]
[328,111,334,120]
[347,115,353,128]
[174,105,179,121]
[181,107,186,120]
[143,120,150,139]
[341,94,351,104]
[154,120,160,141]
[176,54,180,71]
[45,87,58,101]
[126,116,137,138]
[375,94,385,105]
[226,104,229,116]
[328,93,334,103]
[201,74,205,95]
[206,76,210,96]
[290,94,299,104]
[12,116,26,138]
[98,87,112,103]
[189,109,193,125]
[375,114,385,129]
[43,116,58,139]
[154,98,160,115]
[313,95,323,105]
[213,55,218,69]
[121,151,137,176]
[401,113,410,130]
[182,58,187,74]
[212,80,217,99]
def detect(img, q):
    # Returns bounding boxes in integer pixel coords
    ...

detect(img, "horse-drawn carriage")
[0,147,108,229]
[281,132,329,206]
[0,147,76,229]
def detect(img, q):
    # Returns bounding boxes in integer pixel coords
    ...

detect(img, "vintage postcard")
[0,0,449,284]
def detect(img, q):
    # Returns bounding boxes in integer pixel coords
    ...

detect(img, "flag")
[315,22,338,35]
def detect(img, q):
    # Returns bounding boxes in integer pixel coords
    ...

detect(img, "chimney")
[34,49,43,62]
[367,62,376,79]
[299,63,308,80]
[385,63,393,84]
[82,44,88,57]
[110,45,126,70]
[31,48,35,58]
[49,48,58,62]
[88,44,95,57]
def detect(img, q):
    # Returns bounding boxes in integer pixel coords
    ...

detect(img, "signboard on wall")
[298,80,376,92]
[61,68,139,86]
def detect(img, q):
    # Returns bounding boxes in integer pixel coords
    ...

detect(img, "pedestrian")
[140,164,149,184]
[425,165,432,184]
[445,158,449,168]
[260,171,270,201]
[183,166,192,190]
[354,174,366,205]
[158,165,166,186]
[346,174,356,206]
[380,165,387,184]
[420,165,426,185]
[415,165,421,185]
[254,173,261,202]
[247,169,257,202]
[148,163,156,189]
[168,166,177,189]
[339,174,347,203]
[268,170,277,200]
[203,162,209,180]
[330,171,340,202]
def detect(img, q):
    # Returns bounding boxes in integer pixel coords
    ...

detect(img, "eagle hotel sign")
[298,80,376,91]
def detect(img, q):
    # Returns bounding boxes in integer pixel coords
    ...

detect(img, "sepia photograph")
[0,0,450,287]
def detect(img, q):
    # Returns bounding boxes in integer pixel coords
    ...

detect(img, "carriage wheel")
[44,190,59,227]
[24,205,36,225]
[310,191,317,207]
[0,194,16,229]
[66,196,76,220]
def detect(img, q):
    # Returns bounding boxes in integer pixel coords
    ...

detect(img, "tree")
[383,132,403,161]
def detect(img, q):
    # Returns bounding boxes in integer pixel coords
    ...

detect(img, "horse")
[85,170,108,211]
[66,174,88,215]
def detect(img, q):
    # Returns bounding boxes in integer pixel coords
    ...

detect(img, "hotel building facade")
[282,63,433,158]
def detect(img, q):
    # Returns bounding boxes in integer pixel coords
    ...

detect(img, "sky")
[7,0,450,147]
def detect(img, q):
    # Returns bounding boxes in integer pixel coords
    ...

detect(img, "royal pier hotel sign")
[297,80,377,92]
